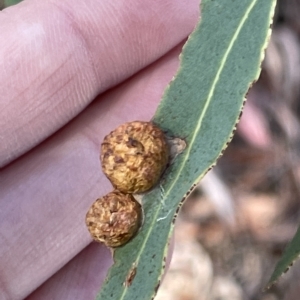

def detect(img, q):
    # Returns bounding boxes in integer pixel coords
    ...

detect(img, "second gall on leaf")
[86,191,142,247]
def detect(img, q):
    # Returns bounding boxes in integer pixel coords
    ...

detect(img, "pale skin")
[0,0,199,299]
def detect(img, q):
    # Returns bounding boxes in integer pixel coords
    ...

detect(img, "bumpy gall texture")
[85,191,142,247]
[101,121,169,193]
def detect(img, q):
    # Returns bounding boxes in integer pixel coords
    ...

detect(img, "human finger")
[0,43,184,300]
[0,0,199,167]
[26,243,112,300]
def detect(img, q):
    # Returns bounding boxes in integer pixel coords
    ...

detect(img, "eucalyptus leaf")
[4,0,22,8]
[97,0,276,299]
[267,224,300,289]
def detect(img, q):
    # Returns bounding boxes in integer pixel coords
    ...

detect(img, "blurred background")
[155,1,300,299]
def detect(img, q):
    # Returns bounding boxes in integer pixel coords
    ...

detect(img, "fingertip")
[0,0,199,167]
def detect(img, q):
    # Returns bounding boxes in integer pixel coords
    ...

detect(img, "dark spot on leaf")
[154,281,161,294]
[124,263,137,287]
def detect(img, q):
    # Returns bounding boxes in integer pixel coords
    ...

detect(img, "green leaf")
[97,0,276,299]
[4,0,22,8]
[267,225,300,289]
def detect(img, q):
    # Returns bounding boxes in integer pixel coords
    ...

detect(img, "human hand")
[0,0,199,299]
